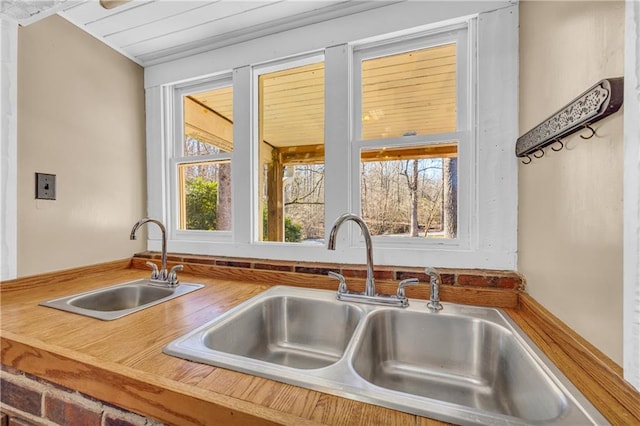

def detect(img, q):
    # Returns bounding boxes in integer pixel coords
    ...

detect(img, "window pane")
[184,86,233,155]
[360,144,457,239]
[283,164,325,243]
[361,43,456,140]
[258,61,325,243]
[179,161,231,231]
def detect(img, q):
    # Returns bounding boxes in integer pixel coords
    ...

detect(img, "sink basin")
[68,285,174,311]
[201,295,362,369]
[40,279,203,320]
[164,286,608,425]
[351,309,565,423]
[165,287,365,373]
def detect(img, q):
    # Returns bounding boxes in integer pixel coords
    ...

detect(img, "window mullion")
[233,66,252,244]
[324,45,352,241]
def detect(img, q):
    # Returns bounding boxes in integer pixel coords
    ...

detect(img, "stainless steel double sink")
[164,286,608,425]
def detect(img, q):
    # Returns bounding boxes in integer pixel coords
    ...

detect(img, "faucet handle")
[328,271,348,294]
[168,265,183,287]
[396,278,420,299]
[145,261,160,280]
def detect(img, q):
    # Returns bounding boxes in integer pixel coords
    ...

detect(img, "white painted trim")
[0,18,18,280]
[145,3,518,270]
[624,0,640,392]
[144,86,167,246]
[324,44,351,250]
[475,5,519,260]
[232,66,253,245]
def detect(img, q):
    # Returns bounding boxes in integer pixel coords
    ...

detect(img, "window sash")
[170,74,234,238]
[252,53,326,243]
[349,24,472,249]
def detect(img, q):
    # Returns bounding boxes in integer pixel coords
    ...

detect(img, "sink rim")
[39,278,204,321]
[163,285,609,425]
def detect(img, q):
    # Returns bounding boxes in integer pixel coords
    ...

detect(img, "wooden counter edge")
[0,259,133,292]
[0,331,321,426]
[514,294,640,423]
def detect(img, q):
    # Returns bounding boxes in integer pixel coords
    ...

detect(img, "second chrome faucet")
[327,213,442,310]
[130,217,183,287]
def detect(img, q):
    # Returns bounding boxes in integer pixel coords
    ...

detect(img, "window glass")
[178,161,231,231]
[258,61,325,243]
[183,86,233,155]
[178,84,233,231]
[360,144,457,239]
[361,43,457,140]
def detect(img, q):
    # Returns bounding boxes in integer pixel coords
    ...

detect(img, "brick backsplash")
[135,251,525,290]
[0,365,162,426]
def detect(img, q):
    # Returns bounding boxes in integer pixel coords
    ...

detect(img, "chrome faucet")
[425,267,443,312]
[327,213,376,296]
[130,217,183,287]
[327,213,420,307]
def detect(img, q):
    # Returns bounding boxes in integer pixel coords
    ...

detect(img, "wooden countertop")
[1,259,639,425]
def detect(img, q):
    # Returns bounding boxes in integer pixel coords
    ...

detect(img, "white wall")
[15,15,147,277]
[518,1,625,364]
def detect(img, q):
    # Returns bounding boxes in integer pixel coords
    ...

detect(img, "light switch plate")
[35,173,56,200]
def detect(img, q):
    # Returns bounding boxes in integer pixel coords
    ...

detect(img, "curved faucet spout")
[327,213,376,297]
[130,217,168,280]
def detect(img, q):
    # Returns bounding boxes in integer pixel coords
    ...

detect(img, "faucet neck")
[131,218,168,275]
[327,213,376,296]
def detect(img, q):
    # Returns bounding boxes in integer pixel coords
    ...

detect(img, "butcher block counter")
[1,257,639,425]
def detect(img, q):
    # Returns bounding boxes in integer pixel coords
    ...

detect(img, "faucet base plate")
[338,291,409,307]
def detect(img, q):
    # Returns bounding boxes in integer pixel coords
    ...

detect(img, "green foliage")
[285,216,302,242]
[186,177,217,230]
[262,206,303,242]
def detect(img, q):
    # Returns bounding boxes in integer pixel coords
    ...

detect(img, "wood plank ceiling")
[57,0,396,66]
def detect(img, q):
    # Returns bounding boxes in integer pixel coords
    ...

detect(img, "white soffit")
[58,0,399,67]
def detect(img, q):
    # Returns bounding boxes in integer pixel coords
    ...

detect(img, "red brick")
[294,266,339,275]
[104,416,139,426]
[457,274,498,287]
[44,394,101,426]
[0,379,41,416]
[496,276,522,289]
[1,412,7,426]
[341,268,395,280]
[216,260,252,268]
[440,273,456,286]
[253,262,293,272]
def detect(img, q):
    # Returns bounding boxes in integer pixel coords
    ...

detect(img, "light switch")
[35,173,56,200]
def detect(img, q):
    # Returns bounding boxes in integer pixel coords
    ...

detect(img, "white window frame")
[350,24,473,251]
[147,4,518,269]
[169,74,234,242]
[251,52,326,244]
